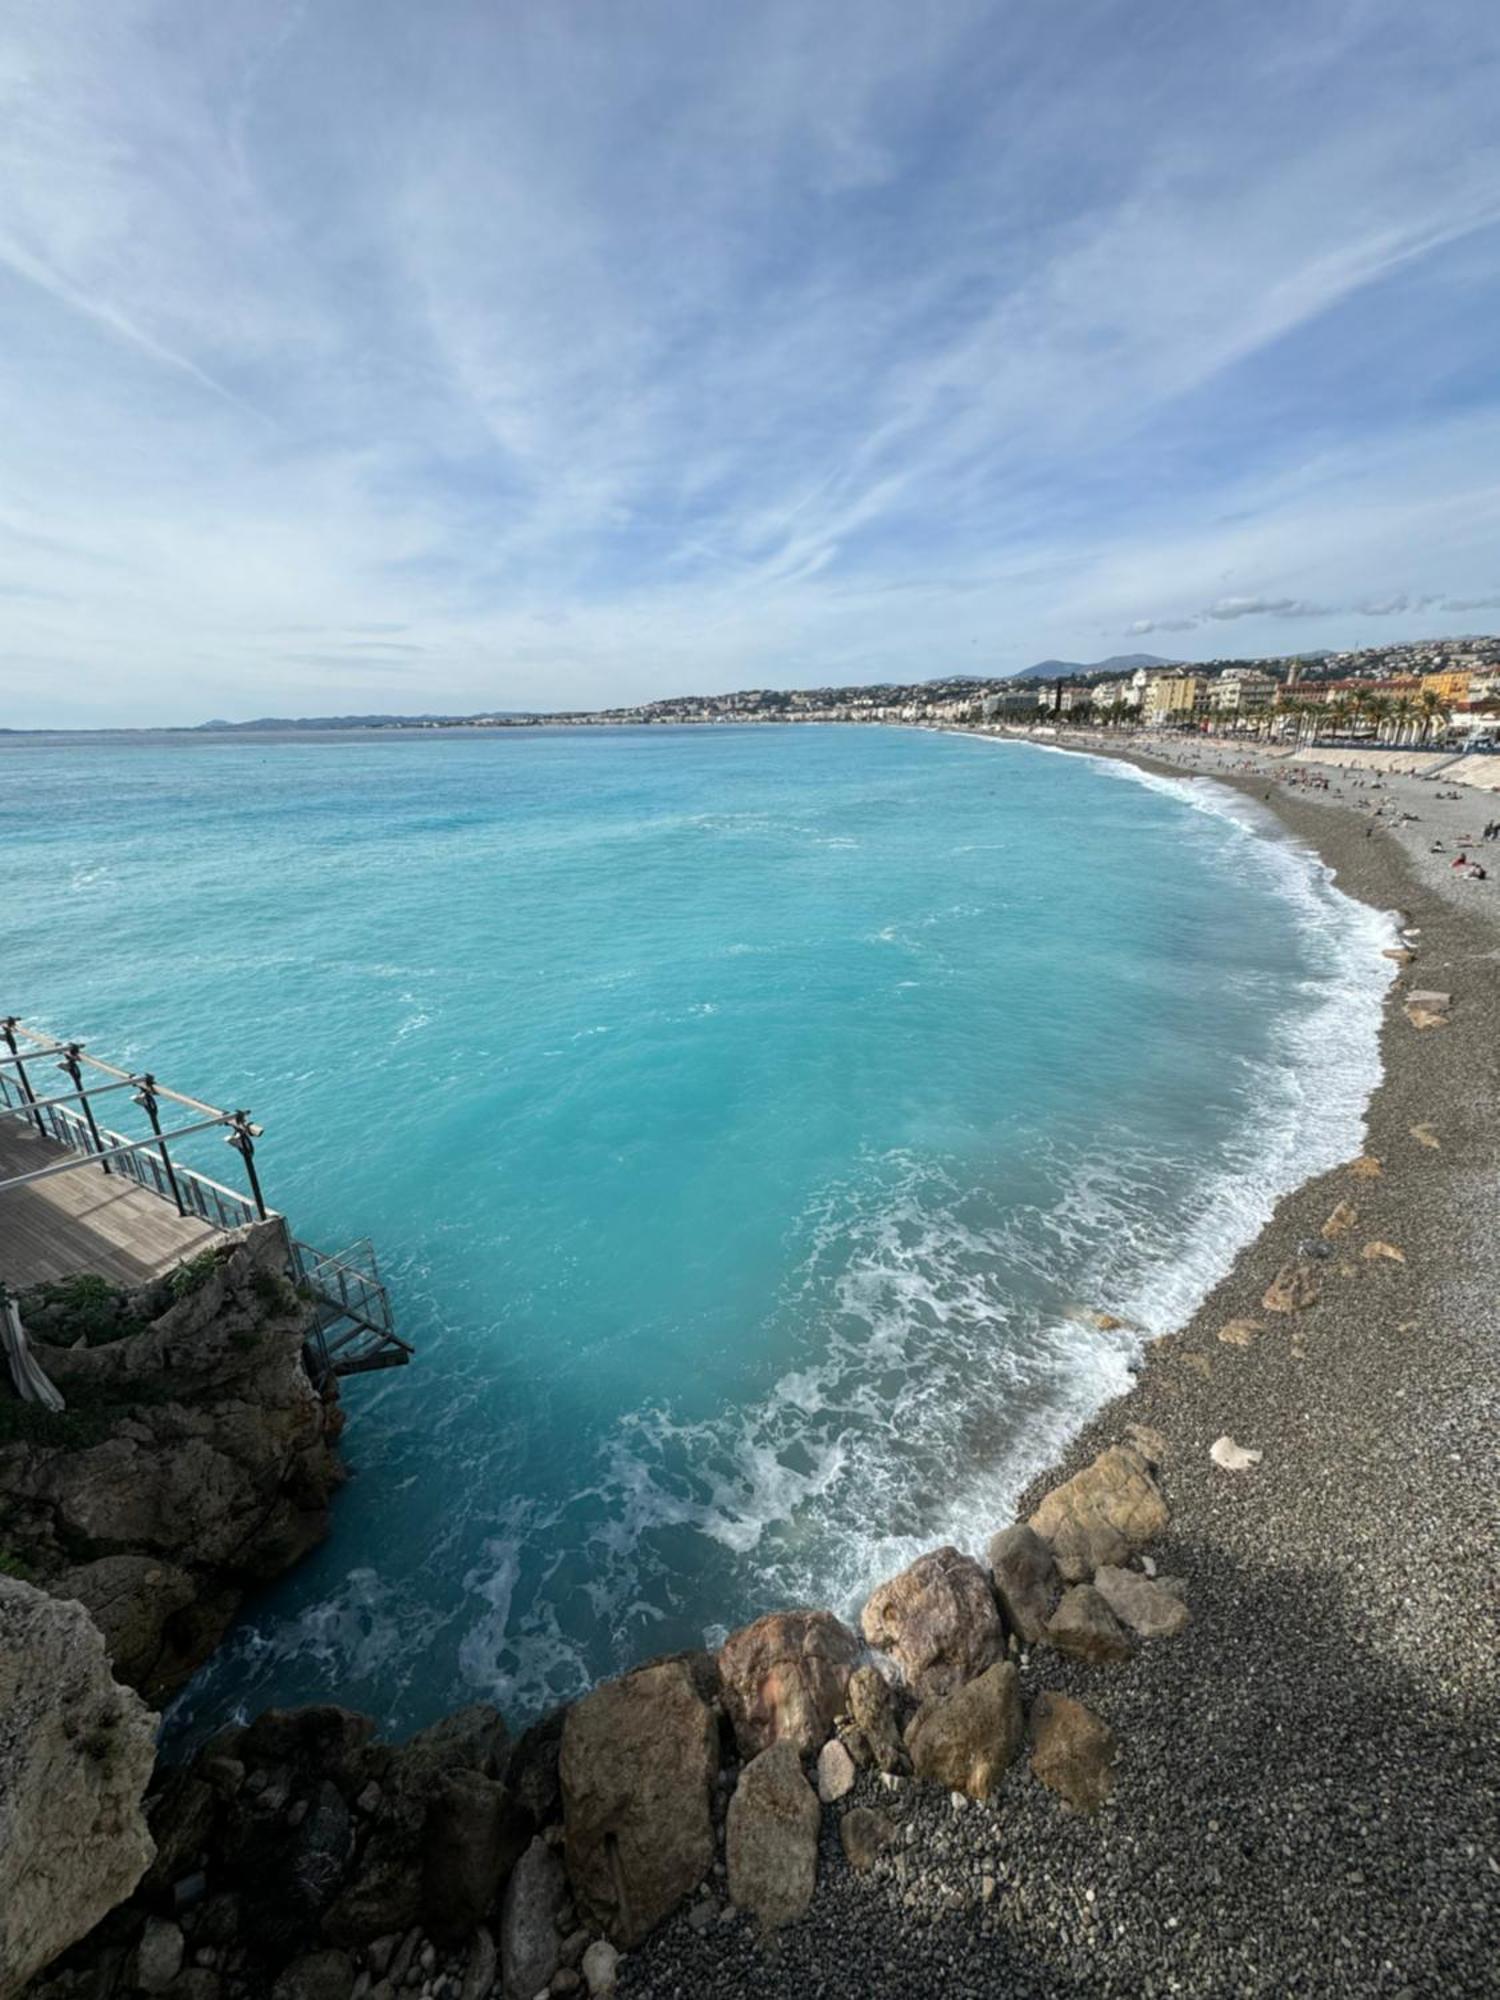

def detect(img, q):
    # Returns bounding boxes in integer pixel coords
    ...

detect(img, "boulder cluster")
[29,1437,1184,1999]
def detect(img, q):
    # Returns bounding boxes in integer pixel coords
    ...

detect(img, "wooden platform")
[0,1116,227,1288]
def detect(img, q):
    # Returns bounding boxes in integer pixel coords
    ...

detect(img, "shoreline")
[20,726,1500,1997]
[618,729,1500,1994]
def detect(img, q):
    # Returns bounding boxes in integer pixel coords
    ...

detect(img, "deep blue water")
[0,724,1391,1733]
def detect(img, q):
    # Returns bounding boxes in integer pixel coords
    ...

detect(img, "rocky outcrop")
[860,1545,1004,1697]
[725,1741,820,1931]
[903,1661,1023,1799]
[987,1522,1058,1644]
[1,1224,345,1700]
[560,1657,718,1947]
[1028,1445,1169,1582]
[1028,1691,1117,1812]
[0,1575,158,1998]
[717,1608,860,1757]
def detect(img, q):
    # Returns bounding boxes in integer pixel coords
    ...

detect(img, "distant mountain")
[1009,653,1176,682]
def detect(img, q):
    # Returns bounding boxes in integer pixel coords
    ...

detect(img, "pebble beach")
[617,734,1500,1999]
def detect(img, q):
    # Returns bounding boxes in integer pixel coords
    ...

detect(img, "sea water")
[0,723,1392,1734]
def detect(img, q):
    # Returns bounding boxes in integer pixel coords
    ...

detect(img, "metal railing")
[0,1069,262,1230]
[291,1236,413,1377]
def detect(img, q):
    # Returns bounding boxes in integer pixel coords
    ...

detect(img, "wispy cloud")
[2,0,1499,723]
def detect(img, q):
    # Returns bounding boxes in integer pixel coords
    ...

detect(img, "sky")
[2,1,1500,726]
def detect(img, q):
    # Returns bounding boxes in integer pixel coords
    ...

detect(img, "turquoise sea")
[0,724,1392,1734]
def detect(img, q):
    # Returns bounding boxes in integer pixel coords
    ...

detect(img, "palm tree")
[1416,688,1446,747]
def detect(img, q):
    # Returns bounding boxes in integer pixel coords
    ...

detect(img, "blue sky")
[2,0,1499,725]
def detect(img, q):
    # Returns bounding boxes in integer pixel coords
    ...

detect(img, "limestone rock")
[1361,1240,1406,1264]
[987,1522,1057,1645]
[717,1608,860,1758]
[271,1951,356,2000]
[560,1658,717,1947]
[1028,1692,1117,1812]
[1261,1260,1322,1314]
[580,1940,619,1998]
[1348,1154,1383,1179]
[816,1737,856,1803]
[1404,990,1451,1030]
[1092,1565,1190,1638]
[903,1662,1023,1800]
[135,1916,186,1994]
[1409,1123,1441,1149]
[1217,1317,1262,1348]
[1123,1423,1168,1467]
[725,1741,820,1931]
[840,1664,907,1774]
[859,1546,1004,1697]
[839,1806,895,1872]
[1046,1586,1134,1665]
[1028,1446,1168,1584]
[1319,1200,1359,1239]
[1210,1435,1263,1472]
[0,1575,158,1999]
[499,1837,566,2000]
[423,1769,528,1944]
[6,1223,344,1703]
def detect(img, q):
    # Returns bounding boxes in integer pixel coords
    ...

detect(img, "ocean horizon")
[0,722,1393,1738]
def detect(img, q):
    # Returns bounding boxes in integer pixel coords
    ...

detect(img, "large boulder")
[1028,1446,1168,1581]
[0,1574,158,1998]
[1029,1691,1117,1812]
[840,1663,907,1773]
[987,1523,1058,1644]
[725,1741,820,1931]
[859,1546,1004,1698]
[1047,1585,1134,1664]
[560,1658,717,1947]
[903,1661,1022,1800]
[499,1836,566,2000]
[423,1769,530,1944]
[1092,1565,1189,1639]
[717,1609,861,1758]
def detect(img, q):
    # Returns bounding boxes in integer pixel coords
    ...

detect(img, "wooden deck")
[0,1116,227,1288]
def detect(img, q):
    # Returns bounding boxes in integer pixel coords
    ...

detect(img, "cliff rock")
[0,1574,158,1998]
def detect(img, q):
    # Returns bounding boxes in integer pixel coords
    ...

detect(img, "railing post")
[58,1043,111,1174]
[226,1112,267,1220]
[134,1075,186,1217]
[2,1019,46,1139]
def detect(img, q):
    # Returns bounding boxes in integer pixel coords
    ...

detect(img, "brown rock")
[1261,1261,1322,1313]
[1028,1691,1117,1812]
[725,1742,820,1931]
[1361,1240,1407,1264]
[1123,1423,1168,1467]
[1091,1565,1189,1639]
[1046,1586,1134,1665]
[422,1770,528,1945]
[1320,1200,1359,1239]
[1409,1123,1441,1150]
[839,1805,896,1872]
[1404,990,1451,1032]
[717,1609,860,1759]
[1382,947,1416,964]
[1348,1154,1383,1179]
[986,1523,1057,1645]
[560,1659,717,1948]
[1028,1446,1168,1584]
[815,1737,856,1803]
[903,1662,1023,1799]
[841,1665,906,1774]
[1216,1318,1262,1348]
[860,1547,1003,1698]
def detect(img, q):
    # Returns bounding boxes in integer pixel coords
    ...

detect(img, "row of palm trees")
[1274,686,1451,747]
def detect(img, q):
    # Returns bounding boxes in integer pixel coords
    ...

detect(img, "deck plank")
[0,1117,226,1288]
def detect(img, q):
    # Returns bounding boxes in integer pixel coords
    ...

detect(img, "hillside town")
[456,635,1500,746]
